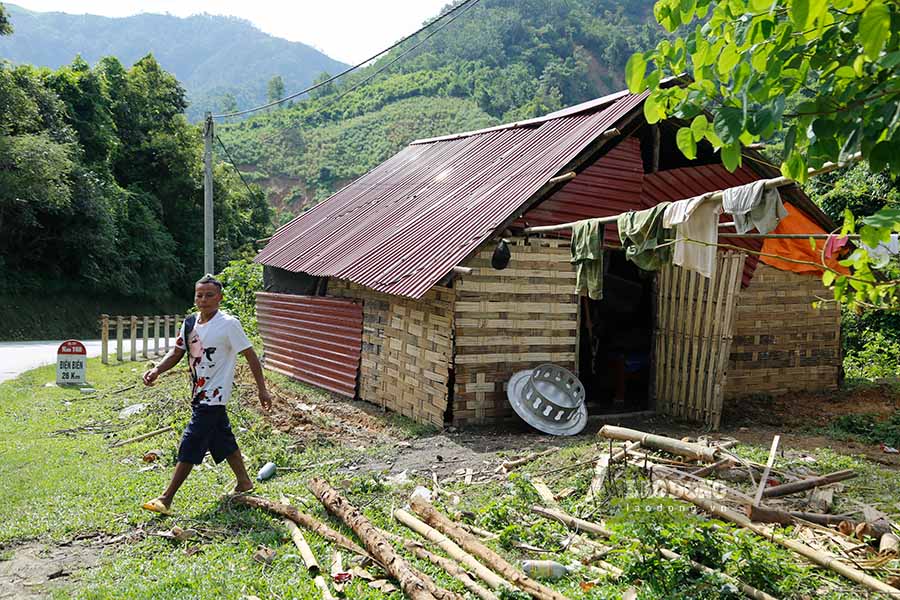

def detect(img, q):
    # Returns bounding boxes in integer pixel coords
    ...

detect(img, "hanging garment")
[864,233,900,268]
[570,219,605,299]
[722,180,787,234]
[824,234,850,260]
[760,202,851,275]
[663,193,721,278]
[617,203,672,271]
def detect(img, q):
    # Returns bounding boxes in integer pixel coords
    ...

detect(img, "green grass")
[3,360,900,599]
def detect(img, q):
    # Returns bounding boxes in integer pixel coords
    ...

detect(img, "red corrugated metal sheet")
[515,137,644,243]
[255,92,648,299]
[256,292,363,397]
[642,164,764,286]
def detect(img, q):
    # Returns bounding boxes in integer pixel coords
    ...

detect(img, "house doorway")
[578,250,655,414]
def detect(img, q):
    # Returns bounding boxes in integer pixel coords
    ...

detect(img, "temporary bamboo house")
[254,88,842,429]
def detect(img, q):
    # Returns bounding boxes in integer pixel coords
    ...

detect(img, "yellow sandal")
[141,498,173,516]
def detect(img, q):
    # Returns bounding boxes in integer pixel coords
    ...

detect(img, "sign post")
[57,340,87,385]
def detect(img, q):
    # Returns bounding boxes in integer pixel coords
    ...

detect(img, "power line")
[212,0,481,119]
[216,134,260,200]
[255,0,482,145]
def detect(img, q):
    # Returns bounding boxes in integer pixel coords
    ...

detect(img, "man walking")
[141,274,271,515]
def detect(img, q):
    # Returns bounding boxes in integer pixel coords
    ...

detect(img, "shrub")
[217,258,263,339]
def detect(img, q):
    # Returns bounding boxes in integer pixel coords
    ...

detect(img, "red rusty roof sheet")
[255,92,647,299]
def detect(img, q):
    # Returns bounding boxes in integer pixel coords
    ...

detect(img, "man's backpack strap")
[182,314,197,361]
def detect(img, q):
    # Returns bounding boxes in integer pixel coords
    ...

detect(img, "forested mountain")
[0,2,270,332]
[0,4,347,121]
[219,0,662,222]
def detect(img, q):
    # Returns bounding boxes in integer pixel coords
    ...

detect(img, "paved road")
[0,340,103,383]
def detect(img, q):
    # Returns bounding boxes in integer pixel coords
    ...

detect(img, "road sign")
[57,340,87,385]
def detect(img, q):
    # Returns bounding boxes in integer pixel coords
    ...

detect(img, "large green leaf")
[626,53,648,92]
[721,142,741,170]
[676,127,698,159]
[859,1,891,59]
[790,0,810,27]
[713,106,744,143]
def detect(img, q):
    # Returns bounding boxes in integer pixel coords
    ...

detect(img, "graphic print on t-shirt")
[175,311,252,407]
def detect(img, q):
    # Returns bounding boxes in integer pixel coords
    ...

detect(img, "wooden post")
[100,314,109,364]
[164,316,171,352]
[115,316,124,362]
[130,316,137,361]
[142,316,149,359]
[154,316,160,356]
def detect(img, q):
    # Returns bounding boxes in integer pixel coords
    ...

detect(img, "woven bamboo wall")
[725,264,841,397]
[329,280,454,427]
[453,238,578,425]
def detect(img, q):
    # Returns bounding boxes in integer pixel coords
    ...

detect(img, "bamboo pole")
[687,272,707,421]
[393,508,510,591]
[109,425,174,448]
[231,495,374,564]
[142,316,149,359]
[753,436,781,506]
[100,314,109,364]
[280,495,319,574]
[523,153,862,234]
[653,264,669,407]
[116,316,124,362]
[398,538,500,600]
[531,506,778,600]
[696,258,717,423]
[712,253,744,429]
[330,551,346,596]
[309,479,442,600]
[663,262,679,406]
[599,425,720,462]
[500,447,559,472]
[658,479,900,597]
[761,470,857,499]
[678,269,698,418]
[409,498,570,600]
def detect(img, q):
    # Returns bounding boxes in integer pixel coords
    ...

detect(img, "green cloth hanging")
[617,203,673,271]
[570,219,605,300]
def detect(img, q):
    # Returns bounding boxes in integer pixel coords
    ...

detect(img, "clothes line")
[523,152,862,235]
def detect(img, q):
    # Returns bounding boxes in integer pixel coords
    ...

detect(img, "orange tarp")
[759,202,850,275]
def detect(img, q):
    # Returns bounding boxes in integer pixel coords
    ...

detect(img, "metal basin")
[506,364,587,436]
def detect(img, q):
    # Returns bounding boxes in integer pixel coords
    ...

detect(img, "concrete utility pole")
[203,112,214,275]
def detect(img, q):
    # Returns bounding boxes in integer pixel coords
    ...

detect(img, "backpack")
[182,314,197,361]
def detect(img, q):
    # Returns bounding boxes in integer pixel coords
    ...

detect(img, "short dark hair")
[196,274,223,291]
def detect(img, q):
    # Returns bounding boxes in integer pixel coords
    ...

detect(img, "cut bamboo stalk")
[599,425,719,462]
[404,540,500,600]
[663,262,679,406]
[109,425,174,448]
[696,257,717,422]
[678,269,698,418]
[879,533,899,556]
[670,265,687,416]
[393,508,510,591]
[280,495,319,574]
[410,498,570,600]
[654,263,670,407]
[230,495,373,564]
[753,436,781,507]
[762,470,856,499]
[314,575,336,600]
[309,479,440,600]
[530,478,558,508]
[531,506,778,600]
[330,551,346,596]
[687,272,707,421]
[703,254,727,421]
[712,253,743,429]
[692,457,734,479]
[789,511,857,526]
[658,479,900,597]
[501,447,559,471]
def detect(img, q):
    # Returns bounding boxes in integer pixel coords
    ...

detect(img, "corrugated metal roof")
[255,92,647,299]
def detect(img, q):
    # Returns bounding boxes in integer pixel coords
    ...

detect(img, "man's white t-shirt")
[175,311,252,406]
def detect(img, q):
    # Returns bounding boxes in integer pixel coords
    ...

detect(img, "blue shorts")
[177,405,239,465]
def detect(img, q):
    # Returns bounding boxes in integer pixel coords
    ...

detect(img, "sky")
[10,1,451,64]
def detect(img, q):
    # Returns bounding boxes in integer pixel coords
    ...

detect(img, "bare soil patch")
[0,540,101,599]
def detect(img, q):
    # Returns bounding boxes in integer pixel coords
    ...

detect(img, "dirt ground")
[0,541,101,599]
[263,376,900,474]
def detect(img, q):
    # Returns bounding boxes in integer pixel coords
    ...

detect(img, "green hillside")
[219,0,662,218]
[0,4,348,121]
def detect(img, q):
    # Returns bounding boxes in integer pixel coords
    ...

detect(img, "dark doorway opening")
[578,250,654,413]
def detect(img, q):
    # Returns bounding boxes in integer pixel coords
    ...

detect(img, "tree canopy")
[0,53,270,300]
[627,0,900,308]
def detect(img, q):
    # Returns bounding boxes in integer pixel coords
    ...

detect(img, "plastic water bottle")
[521,560,569,579]
[256,462,277,481]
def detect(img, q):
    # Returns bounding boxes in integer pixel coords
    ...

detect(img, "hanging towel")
[824,234,850,260]
[617,203,672,271]
[663,193,721,278]
[571,219,605,299]
[722,180,787,234]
